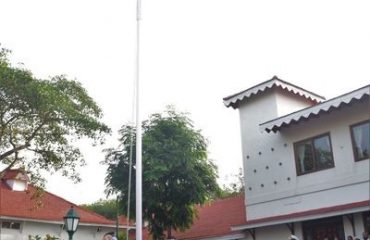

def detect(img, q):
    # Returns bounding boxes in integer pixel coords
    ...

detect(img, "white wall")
[0,220,117,240]
[238,90,369,220]
[5,179,27,191]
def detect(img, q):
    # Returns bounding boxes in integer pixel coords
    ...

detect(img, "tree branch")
[25,116,49,142]
[1,157,20,173]
[0,143,30,161]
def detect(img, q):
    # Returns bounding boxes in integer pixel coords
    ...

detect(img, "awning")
[231,200,370,230]
[260,85,370,133]
[223,76,325,109]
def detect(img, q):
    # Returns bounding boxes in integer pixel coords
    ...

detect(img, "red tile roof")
[122,195,246,240]
[173,195,246,240]
[0,180,115,226]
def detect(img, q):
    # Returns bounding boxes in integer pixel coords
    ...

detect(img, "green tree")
[81,199,118,220]
[0,46,110,186]
[104,107,220,240]
[219,167,245,198]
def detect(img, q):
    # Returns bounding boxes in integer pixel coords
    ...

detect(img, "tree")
[219,167,245,199]
[81,199,118,220]
[0,46,110,186]
[104,107,220,240]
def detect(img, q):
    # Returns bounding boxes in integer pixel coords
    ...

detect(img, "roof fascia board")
[181,233,246,240]
[231,205,370,231]
[260,85,370,132]
[0,215,133,229]
[223,77,325,109]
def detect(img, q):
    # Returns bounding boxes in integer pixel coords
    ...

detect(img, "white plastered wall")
[238,89,370,221]
[0,220,117,240]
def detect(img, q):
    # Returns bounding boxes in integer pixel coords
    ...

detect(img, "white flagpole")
[135,0,142,239]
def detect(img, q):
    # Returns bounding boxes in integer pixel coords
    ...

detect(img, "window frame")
[1,221,21,230]
[350,120,370,162]
[294,132,335,176]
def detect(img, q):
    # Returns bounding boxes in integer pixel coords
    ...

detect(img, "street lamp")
[64,206,80,240]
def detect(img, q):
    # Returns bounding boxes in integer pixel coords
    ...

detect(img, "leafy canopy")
[104,107,220,240]
[0,47,110,185]
[80,199,118,220]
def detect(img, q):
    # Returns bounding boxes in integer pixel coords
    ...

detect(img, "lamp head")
[64,206,80,233]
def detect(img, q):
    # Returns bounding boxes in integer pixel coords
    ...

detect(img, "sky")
[0,0,369,205]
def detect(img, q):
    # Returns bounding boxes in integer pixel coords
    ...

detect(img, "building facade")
[224,77,370,240]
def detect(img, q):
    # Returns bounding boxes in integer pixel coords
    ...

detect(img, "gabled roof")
[260,84,370,133]
[174,195,246,240]
[223,76,325,109]
[0,180,115,226]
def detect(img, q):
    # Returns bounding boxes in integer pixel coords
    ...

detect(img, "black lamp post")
[64,206,80,240]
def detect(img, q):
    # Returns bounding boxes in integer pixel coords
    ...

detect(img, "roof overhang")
[231,200,370,231]
[223,76,325,109]
[260,85,370,133]
[0,215,134,229]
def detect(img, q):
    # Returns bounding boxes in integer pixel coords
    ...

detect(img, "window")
[350,120,370,161]
[294,133,334,175]
[1,221,21,229]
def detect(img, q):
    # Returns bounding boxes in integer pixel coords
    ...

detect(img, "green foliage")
[28,235,59,240]
[81,199,118,220]
[104,107,220,240]
[118,231,128,240]
[219,167,245,199]
[0,46,110,185]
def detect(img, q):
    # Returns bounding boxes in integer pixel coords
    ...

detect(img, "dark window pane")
[1,221,20,229]
[297,141,314,174]
[11,222,21,229]
[2,222,11,228]
[352,122,370,161]
[295,133,334,175]
[314,135,334,169]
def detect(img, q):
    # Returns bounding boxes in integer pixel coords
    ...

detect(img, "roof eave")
[260,85,370,133]
[231,201,370,231]
[223,77,325,109]
[0,215,133,228]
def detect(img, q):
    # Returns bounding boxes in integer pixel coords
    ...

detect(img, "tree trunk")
[167,226,172,239]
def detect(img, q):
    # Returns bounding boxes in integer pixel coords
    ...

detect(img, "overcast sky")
[1,0,369,204]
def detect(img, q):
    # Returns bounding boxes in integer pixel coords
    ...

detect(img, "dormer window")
[294,133,335,175]
[350,120,370,161]
[2,169,29,191]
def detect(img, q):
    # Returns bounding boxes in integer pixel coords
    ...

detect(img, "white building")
[0,169,129,240]
[223,76,370,240]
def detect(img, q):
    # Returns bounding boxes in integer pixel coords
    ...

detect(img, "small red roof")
[173,195,246,240]
[0,180,114,225]
[2,169,29,181]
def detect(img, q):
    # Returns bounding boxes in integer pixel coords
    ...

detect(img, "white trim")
[191,233,246,240]
[223,77,325,109]
[231,205,370,230]
[259,85,370,133]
